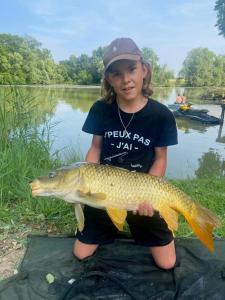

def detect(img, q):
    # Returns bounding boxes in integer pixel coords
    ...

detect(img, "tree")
[179,48,225,86]
[76,70,93,85]
[0,33,175,85]
[195,151,225,178]
[0,34,62,84]
[141,47,159,72]
[141,47,174,85]
[215,0,225,38]
[89,46,105,84]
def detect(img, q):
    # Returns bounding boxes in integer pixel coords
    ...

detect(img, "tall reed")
[0,87,60,205]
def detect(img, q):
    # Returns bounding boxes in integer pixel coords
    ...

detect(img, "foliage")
[195,151,225,178]
[1,33,224,87]
[179,48,225,86]
[141,47,175,85]
[172,177,225,238]
[0,87,61,205]
[0,34,63,85]
[0,87,82,234]
[0,34,174,86]
[215,0,225,38]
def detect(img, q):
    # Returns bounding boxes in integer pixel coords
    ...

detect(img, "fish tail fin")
[175,200,220,252]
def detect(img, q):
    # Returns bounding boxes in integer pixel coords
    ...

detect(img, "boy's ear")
[142,64,148,78]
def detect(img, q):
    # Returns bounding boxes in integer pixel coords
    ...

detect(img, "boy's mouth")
[122,87,134,92]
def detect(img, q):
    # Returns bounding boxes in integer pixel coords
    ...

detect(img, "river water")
[1,86,224,179]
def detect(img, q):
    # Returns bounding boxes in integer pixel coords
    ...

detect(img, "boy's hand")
[133,201,154,217]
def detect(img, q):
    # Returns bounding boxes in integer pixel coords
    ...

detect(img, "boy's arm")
[148,147,167,177]
[85,135,103,163]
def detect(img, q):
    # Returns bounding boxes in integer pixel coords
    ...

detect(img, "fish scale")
[81,163,180,211]
[30,162,220,252]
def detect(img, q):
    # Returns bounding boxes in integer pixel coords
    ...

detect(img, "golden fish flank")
[30,162,220,252]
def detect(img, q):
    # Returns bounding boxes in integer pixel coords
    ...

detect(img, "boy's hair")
[101,58,153,104]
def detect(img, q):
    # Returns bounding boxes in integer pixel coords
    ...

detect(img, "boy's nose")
[122,72,131,83]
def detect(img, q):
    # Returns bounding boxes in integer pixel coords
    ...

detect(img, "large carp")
[30,162,220,251]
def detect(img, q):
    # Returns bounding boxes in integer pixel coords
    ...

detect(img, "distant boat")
[168,103,209,114]
[172,109,221,125]
[168,103,185,111]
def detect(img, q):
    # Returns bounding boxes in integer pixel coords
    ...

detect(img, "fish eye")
[48,171,57,178]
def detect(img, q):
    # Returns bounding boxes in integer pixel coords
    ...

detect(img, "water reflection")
[150,87,173,103]
[195,150,225,178]
[216,104,225,143]
[217,121,225,143]
[176,118,208,134]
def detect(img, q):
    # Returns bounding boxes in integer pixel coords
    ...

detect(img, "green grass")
[172,177,225,238]
[0,87,79,236]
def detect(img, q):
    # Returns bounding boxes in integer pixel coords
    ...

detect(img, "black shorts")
[76,206,174,247]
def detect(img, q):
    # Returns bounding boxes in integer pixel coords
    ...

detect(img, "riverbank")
[0,87,224,281]
[0,84,101,89]
[0,176,224,281]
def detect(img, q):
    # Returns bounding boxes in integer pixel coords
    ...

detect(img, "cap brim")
[104,54,141,72]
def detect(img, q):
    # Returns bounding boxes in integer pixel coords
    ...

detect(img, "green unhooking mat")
[1,235,225,300]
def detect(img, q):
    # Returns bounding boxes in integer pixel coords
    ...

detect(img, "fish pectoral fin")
[90,192,107,200]
[74,203,85,232]
[77,189,106,201]
[77,189,88,197]
[106,208,127,231]
[159,206,178,232]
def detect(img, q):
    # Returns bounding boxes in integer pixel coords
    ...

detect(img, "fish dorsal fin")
[106,208,127,231]
[159,206,178,232]
[74,203,84,232]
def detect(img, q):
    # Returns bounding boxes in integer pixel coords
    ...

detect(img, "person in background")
[181,93,187,104]
[73,37,178,270]
[175,94,182,104]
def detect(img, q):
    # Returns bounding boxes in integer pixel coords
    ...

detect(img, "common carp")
[30,162,220,251]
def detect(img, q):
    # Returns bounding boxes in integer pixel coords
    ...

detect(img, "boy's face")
[106,59,147,103]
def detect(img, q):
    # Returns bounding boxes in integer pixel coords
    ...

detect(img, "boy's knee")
[156,257,176,270]
[73,247,86,260]
[150,240,176,270]
[73,249,89,260]
[73,240,98,260]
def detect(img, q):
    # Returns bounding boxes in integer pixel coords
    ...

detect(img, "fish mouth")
[29,181,57,197]
[29,181,42,197]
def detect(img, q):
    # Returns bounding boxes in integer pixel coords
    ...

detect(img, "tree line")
[0,33,224,87]
[0,34,174,86]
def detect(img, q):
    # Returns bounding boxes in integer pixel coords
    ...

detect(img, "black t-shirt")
[82,98,178,173]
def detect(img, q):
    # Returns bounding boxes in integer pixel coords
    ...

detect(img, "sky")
[0,0,224,74]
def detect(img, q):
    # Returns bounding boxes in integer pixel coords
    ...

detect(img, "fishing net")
[0,234,225,300]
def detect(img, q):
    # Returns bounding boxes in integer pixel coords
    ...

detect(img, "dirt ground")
[0,232,26,280]
[0,224,59,281]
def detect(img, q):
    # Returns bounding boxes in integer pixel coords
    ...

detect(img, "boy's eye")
[129,66,136,72]
[112,72,121,77]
